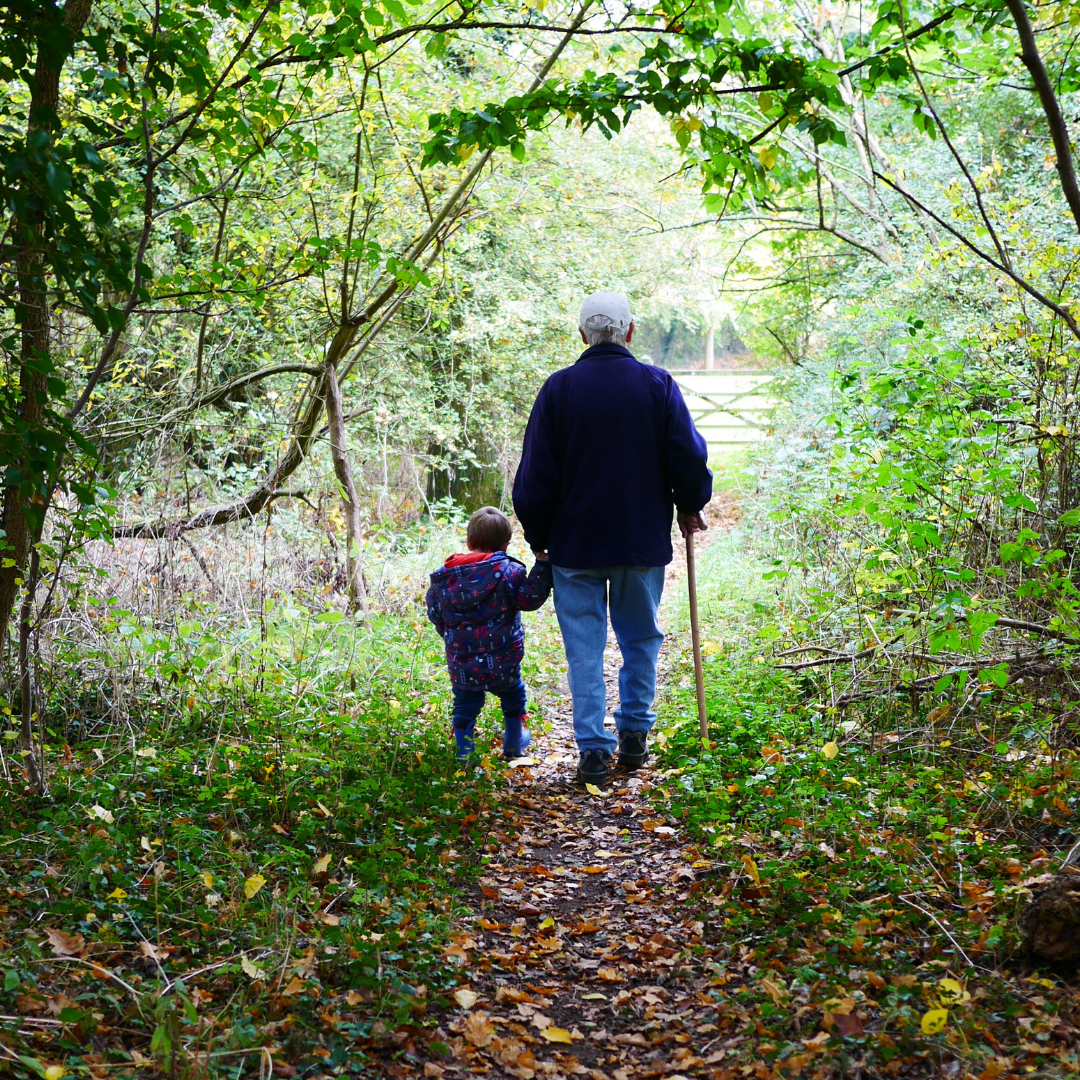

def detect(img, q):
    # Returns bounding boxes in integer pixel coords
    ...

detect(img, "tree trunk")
[324,353,368,616]
[704,324,716,370]
[0,0,94,651]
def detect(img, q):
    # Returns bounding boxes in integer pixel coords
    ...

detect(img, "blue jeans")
[451,676,529,758]
[552,565,665,754]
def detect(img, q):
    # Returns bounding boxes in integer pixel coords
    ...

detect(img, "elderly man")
[512,291,712,784]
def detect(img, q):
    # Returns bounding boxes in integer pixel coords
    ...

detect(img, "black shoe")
[616,731,648,770]
[576,749,612,785]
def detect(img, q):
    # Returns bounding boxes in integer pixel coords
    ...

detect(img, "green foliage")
[0,582,514,1072]
[654,530,1078,1074]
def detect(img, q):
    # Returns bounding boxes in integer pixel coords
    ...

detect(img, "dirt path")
[402,498,753,1080]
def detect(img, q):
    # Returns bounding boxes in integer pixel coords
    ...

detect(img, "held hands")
[533,550,549,562]
[677,511,708,539]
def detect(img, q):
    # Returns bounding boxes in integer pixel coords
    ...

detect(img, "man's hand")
[533,550,549,562]
[677,511,707,539]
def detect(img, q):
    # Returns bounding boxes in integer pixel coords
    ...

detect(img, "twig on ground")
[898,894,977,969]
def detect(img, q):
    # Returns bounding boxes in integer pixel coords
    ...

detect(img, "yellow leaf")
[758,147,777,169]
[938,978,966,1005]
[313,853,332,874]
[201,872,213,889]
[453,988,479,1008]
[842,774,861,786]
[538,917,555,930]
[241,954,265,981]
[89,804,115,824]
[45,1068,67,1080]
[244,873,267,899]
[758,91,774,113]
[822,742,839,760]
[585,783,611,798]
[542,1026,573,1044]
[741,855,760,886]
[921,1008,948,1035]
[107,887,127,901]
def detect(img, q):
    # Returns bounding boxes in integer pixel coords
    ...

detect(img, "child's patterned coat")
[426,551,553,687]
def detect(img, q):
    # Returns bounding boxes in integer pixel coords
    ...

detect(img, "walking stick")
[686,530,708,739]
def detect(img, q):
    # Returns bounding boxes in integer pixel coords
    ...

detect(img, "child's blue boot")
[502,714,532,760]
[453,722,476,761]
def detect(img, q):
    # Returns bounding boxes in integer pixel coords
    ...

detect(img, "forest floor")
[5,488,1080,1079]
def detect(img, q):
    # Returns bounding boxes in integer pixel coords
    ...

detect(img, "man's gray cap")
[579,291,632,332]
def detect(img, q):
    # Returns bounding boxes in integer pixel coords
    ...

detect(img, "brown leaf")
[45,994,75,1017]
[464,1010,496,1047]
[443,944,469,964]
[293,946,317,977]
[517,903,541,916]
[832,1011,864,1038]
[281,977,307,996]
[597,967,624,983]
[45,928,87,957]
[571,921,602,934]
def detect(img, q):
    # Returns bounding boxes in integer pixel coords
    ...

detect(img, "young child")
[426,506,552,760]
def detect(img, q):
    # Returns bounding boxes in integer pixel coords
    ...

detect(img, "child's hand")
[533,550,549,562]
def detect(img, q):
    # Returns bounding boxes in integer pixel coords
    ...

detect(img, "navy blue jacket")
[512,344,712,568]
[426,551,553,687]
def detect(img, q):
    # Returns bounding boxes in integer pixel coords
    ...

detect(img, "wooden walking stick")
[686,530,708,739]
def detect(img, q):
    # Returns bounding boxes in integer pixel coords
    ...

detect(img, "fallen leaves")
[921,1007,949,1035]
[243,873,266,898]
[463,1010,496,1047]
[452,988,479,1009]
[540,1026,572,1044]
[240,954,265,981]
[45,929,86,958]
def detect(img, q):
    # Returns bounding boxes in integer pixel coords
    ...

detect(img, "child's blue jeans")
[452,676,530,759]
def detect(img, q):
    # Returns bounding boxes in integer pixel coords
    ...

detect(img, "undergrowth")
[655,529,1080,1078]
[0,524,551,1078]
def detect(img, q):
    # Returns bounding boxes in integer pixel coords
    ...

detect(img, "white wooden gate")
[669,369,776,448]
